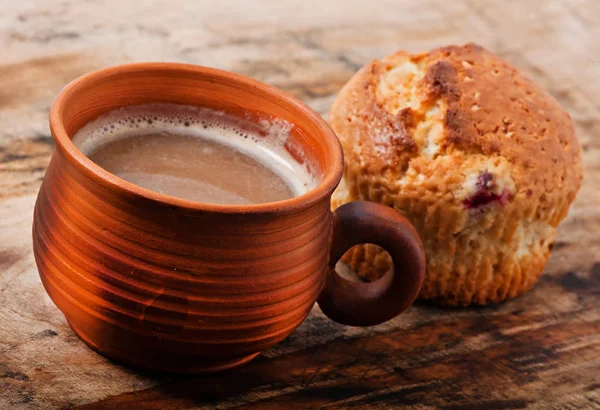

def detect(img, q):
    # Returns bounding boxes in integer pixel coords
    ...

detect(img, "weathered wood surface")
[1,0,599,408]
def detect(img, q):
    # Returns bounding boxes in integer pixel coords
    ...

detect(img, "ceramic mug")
[32,63,426,373]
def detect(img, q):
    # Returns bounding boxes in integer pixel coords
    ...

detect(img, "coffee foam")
[72,103,319,196]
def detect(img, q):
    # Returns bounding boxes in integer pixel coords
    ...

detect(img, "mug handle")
[317,201,426,326]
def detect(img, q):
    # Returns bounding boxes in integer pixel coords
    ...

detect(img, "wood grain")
[1,0,599,408]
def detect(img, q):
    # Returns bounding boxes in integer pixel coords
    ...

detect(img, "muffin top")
[330,43,582,221]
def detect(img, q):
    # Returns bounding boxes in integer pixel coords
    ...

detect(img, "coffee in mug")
[73,104,317,205]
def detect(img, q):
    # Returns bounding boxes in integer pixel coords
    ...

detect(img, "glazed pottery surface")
[32,63,426,372]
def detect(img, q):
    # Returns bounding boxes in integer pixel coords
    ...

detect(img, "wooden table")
[1,1,599,408]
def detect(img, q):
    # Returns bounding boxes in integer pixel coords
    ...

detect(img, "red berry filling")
[463,171,511,209]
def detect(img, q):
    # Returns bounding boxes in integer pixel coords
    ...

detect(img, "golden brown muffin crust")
[330,43,584,305]
[331,43,582,220]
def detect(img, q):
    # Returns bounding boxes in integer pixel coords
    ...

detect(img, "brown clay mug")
[32,63,426,373]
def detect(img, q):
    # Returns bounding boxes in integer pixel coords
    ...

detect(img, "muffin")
[330,43,583,306]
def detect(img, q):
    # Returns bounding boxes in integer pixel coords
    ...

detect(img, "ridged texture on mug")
[34,148,332,373]
[34,63,344,372]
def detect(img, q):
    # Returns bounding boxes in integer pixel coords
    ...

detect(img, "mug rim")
[49,62,344,214]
